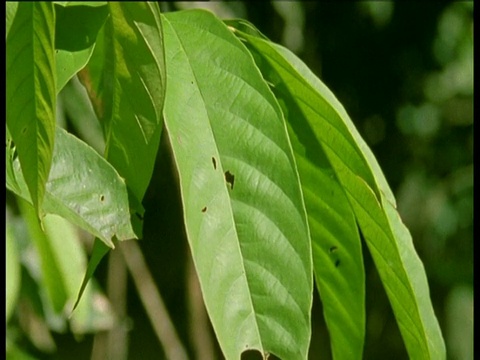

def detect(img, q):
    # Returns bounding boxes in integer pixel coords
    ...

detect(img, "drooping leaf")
[6,127,136,248]
[228,25,366,358]
[285,122,365,359]
[6,2,57,214]
[72,238,110,312]
[233,29,446,359]
[163,10,312,360]
[82,2,166,211]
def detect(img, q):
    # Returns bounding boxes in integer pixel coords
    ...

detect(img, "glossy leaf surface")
[163,9,312,360]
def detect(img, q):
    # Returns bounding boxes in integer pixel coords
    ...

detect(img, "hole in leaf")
[201,206,207,213]
[241,350,263,360]
[212,156,217,170]
[225,170,235,190]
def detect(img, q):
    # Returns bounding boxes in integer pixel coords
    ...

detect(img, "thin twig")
[119,240,189,360]
[107,249,129,360]
[186,253,216,360]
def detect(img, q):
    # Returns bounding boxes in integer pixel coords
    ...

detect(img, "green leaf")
[234,30,446,359]
[53,3,109,92]
[58,78,105,154]
[17,198,69,313]
[72,238,110,312]
[54,3,108,52]
[6,2,19,38]
[55,47,96,95]
[6,221,21,323]
[54,2,108,8]
[87,2,166,207]
[163,10,312,360]
[6,127,136,248]
[6,2,57,214]
[40,215,114,332]
[229,25,366,358]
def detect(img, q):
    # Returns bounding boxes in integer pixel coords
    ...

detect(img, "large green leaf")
[82,2,166,209]
[163,10,312,360]
[6,2,57,214]
[6,127,136,248]
[228,25,366,359]
[233,29,446,359]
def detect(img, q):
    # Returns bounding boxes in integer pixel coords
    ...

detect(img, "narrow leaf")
[229,24,366,359]
[6,127,136,248]
[163,10,312,360]
[6,2,57,213]
[234,30,445,359]
[72,238,110,312]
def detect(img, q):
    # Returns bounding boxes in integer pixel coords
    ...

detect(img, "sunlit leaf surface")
[163,10,312,359]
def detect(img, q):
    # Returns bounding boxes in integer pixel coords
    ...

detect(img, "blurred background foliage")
[6,2,473,359]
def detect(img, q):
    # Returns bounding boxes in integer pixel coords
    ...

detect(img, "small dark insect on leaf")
[225,170,235,190]
[212,157,217,170]
[335,259,341,267]
[329,245,338,253]
[201,206,207,213]
[100,195,105,202]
